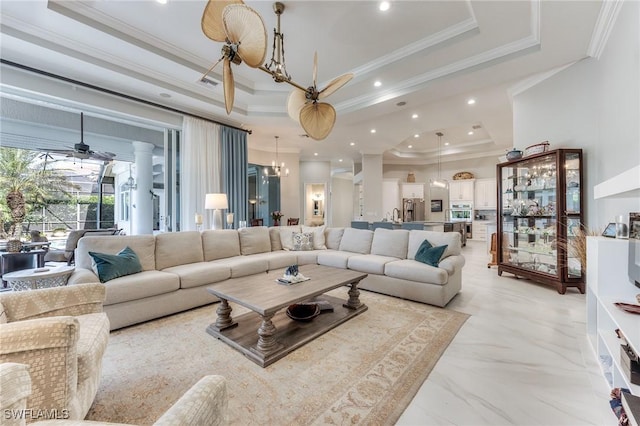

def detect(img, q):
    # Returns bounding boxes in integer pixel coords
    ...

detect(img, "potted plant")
[271,211,283,226]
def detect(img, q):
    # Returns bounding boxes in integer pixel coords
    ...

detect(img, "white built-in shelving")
[587,236,640,394]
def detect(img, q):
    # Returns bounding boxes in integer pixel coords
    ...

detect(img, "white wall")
[330,177,354,227]
[513,1,640,229]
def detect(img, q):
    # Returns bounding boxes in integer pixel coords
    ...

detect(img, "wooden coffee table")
[206,264,368,367]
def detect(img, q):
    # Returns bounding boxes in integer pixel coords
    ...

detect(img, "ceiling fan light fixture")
[263,2,292,83]
[379,1,391,12]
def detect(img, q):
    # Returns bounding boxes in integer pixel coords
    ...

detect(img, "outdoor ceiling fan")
[200,1,353,140]
[41,113,116,162]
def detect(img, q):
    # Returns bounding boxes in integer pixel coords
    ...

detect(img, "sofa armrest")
[0,317,79,416]
[438,254,465,275]
[0,362,31,426]
[154,375,228,426]
[67,269,100,285]
[0,283,105,322]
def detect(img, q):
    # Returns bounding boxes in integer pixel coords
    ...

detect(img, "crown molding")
[587,0,624,59]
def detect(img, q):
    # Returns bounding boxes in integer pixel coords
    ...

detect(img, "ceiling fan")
[200,1,353,141]
[201,1,268,114]
[41,112,116,162]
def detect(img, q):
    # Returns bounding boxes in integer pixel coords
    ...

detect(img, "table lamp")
[205,193,228,230]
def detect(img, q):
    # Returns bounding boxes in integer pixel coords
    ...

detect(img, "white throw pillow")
[302,225,327,250]
[278,225,301,251]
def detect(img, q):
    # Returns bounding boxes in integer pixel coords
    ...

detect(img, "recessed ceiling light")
[412,113,418,119]
[468,131,474,135]
[379,1,390,12]
[467,98,476,105]
[414,134,419,138]
[408,145,413,149]
[370,129,376,134]
[314,152,318,156]
[338,159,343,162]
[374,81,382,87]
[444,142,450,146]
[349,142,355,146]
[156,0,167,3]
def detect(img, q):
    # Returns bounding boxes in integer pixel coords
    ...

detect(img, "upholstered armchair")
[0,284,110,421]
[0,363,228,426]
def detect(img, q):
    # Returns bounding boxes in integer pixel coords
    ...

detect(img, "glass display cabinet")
[496,149,584,294]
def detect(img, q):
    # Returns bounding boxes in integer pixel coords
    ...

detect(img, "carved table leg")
[344,281,363,310]
[256,314,280,354]
[215,298,237,330]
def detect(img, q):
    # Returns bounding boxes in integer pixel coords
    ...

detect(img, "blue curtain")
[221,126,248,228]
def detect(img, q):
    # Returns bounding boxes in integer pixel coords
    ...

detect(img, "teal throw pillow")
[414,239,448,267]
[89,246,143,283]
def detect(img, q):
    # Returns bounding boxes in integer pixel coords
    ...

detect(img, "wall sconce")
[205,193,228,230]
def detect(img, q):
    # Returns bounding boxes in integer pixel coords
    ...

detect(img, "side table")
[2,266,75,291]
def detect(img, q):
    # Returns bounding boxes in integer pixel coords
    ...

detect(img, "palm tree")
[0,147,77,239]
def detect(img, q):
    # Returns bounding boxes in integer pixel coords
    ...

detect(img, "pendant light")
[264,136,289,177]
[430,132,448,189]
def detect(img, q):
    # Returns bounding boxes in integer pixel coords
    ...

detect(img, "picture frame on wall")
[431,199,443,212]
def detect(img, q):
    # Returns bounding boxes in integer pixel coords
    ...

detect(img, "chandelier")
[430,132,448,189]
[264,136,289,177]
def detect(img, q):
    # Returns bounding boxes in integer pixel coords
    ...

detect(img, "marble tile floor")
[397,239,614,426]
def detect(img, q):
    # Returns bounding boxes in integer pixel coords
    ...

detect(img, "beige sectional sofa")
[68,226,465,330]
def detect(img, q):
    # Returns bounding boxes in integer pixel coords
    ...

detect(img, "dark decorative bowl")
[506,149,523,161]
[286,303,320,322]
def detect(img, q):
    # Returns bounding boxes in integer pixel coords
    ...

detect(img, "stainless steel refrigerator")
[402,198,425,222]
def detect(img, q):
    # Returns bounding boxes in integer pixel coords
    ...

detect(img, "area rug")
[86,290,468,425]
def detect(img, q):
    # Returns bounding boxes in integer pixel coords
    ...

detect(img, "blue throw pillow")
[89,246,143,283]
[414,239,448,267]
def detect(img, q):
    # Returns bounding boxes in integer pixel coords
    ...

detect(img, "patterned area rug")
[86,289,468,425]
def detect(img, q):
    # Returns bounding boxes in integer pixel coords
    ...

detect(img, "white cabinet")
[474,178,497,209]
[472,221,489,241]
[587,237,640,394]
[401,183,424,199]
[449,179,474,202]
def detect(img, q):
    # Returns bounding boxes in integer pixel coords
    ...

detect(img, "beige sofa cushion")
[268,227,283,251]
[238,227,272,255]
[163,262,231,289]
[407,230,461,260]
[156,232,204,270]
[202,230,241,261]
[317,250,355,269]
[325,228,344,250]
[302,225,327,249]
[212,257,269,278]
[347,254,399,275]
[278,226,302,250]
[103,270,180,305]
[384,259,448,285]
[338,228,374,254]
[247,251,298,270]
[76,235,156,272]
[370,228,409,259]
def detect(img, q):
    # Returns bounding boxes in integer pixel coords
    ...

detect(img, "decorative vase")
[6,239,22,253]
[274,219,280,226]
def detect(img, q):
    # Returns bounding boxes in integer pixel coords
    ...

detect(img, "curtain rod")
[0,59,252,134]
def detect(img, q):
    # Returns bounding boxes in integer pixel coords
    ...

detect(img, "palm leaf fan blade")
[223,4,267,68]
[287,89,307,122]
[299,103,336,141]
[319,73,354,100]
[223,58,234,114]
[201,0,244,42]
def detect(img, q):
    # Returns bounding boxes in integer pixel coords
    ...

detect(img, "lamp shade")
[205,193,228,210]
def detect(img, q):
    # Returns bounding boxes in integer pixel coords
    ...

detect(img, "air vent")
[472,124,482,130]
[198,77,219,87]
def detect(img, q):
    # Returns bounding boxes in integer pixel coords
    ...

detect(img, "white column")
[132,141,154,235]
[361,154,384,222]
